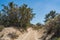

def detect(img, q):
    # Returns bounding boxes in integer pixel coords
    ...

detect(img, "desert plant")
[0,26,4,32]
[8,32,19,40]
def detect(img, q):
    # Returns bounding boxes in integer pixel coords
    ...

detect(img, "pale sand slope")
[15,28,46,40]
[0,27,46,40]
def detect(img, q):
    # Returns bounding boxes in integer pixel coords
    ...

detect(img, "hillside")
[0,27,46,40]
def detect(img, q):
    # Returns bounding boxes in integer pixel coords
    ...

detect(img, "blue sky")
[0,0,60,24]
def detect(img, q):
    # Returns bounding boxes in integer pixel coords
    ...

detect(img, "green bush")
[32,26,42,30]
[52,37,60,40]
[56,38,60,40]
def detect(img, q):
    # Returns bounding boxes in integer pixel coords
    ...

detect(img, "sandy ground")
[0,27,46,40]
[15,28,46,40]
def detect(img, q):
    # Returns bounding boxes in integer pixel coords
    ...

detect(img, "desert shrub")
[8,32,19,40]
[51,37,60,40]
[0,2,35,30]
[57,38,60,40]
[0,26,4,32]
[32,26,42,30]
[43,14,60,40]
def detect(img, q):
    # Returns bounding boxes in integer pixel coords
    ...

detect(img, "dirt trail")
[22,29,35,40]
[15,28,45,40]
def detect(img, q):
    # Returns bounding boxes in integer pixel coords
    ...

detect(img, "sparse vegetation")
[0,2,60,40]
